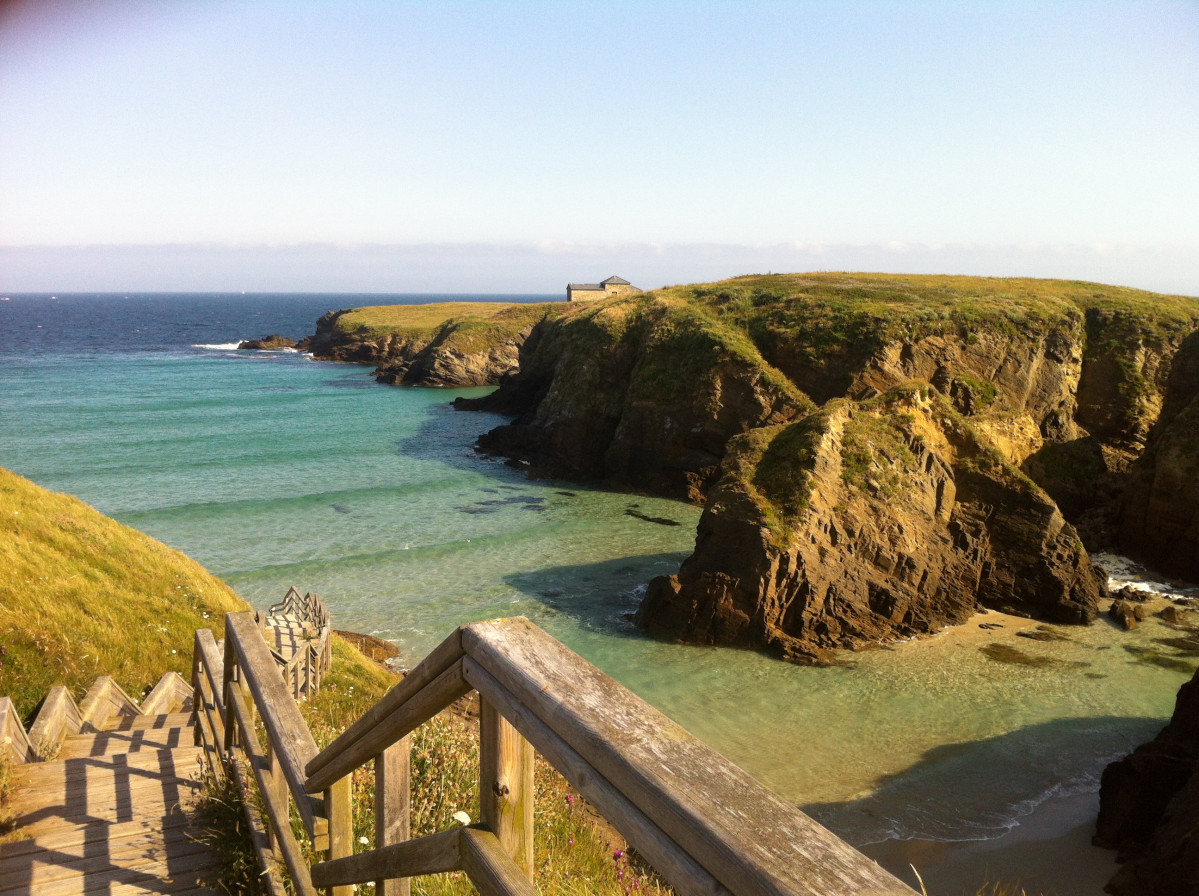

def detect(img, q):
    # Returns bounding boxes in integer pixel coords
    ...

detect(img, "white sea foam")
[1091,551,1199,601]
[191,342,243,351]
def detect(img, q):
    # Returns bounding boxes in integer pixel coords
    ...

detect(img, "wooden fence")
[192,612,915,896]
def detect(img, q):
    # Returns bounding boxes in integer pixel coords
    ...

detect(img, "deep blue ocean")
[0,291,1191,891]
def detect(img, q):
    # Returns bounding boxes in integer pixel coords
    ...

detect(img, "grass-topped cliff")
[309,301,565,386]
[446,272,1199,660]
[0,468,251,717]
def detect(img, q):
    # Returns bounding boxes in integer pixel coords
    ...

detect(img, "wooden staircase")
[0,675,224,895]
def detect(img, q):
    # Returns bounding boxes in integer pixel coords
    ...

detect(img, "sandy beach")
[849,595,1184,896]
[862,790,1118,896]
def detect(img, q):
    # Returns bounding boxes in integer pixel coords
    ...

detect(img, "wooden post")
[375,737,411,896]
[325,773,354,896]
[265,737,288,854]
[479,697,535,878]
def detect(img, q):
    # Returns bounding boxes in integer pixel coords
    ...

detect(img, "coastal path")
[0,676,223,894]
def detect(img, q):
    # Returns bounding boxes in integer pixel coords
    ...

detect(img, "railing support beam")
[376,738,411,896]
[325,773,354,896]
[479,697,534,878]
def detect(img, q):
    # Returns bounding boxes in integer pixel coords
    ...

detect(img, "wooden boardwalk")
[0,713,223,895]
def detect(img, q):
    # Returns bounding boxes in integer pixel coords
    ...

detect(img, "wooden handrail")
[196,613,915,896]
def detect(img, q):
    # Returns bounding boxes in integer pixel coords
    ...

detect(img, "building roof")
[601,276,631,285]
[567,283,605,291]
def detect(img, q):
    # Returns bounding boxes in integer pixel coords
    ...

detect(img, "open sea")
[2,292,1196,887]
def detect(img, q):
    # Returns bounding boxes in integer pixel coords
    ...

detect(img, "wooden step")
[55,725,194,760]
[8,746,207,837]
[0,820,217,889]
[113,712,194,732]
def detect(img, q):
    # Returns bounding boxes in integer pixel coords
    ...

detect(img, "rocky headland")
[450,273,1198,659]
[306,274,1199,658]
[307,301,562,387]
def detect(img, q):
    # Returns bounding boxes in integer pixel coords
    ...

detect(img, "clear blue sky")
[1,0,1196,294]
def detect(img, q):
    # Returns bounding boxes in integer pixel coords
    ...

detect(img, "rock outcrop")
[459,295,811,501]
[449,274,1196,657]
[636,387,1105,662]
[1095,665,1199,895]
[238,334,297,350]
[308,303,556,388]
[1119,329,1199,581]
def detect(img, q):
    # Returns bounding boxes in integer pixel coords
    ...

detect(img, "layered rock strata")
[460,296,811,501]
[636,388,1105,662]
[1119,329,1199,581]
[309,304,553,387]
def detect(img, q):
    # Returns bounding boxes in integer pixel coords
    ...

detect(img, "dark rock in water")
[1096,665,1199,894]
[239,334,297,350]
[1016,626,1072,642]
[625,508,682,527]
[980,643,1060,668]
[331,503,351,514]
[1113,584,1152,602]
[1123,645,1197,674]
[1161,605,1196,627]
[1110,599,1148,630]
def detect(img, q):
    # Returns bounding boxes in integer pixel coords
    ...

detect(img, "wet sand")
[861,790,1118,896]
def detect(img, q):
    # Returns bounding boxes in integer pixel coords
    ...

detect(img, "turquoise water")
[1,293,1194,856]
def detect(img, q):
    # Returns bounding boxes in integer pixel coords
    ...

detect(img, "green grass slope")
[0,467,250,717]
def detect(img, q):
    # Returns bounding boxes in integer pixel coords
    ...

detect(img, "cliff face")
[1119,329,1199,581]
[1095,663,1199,895]
[453,273,1198,657]
[309,303,555,387]
[462,296,812,501]
[635,388,1104,662]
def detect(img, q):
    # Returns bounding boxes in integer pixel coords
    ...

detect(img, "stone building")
[565,275,642,302]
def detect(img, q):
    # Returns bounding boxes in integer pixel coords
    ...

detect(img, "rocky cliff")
[1119,329,1199,581]
[635,387,1104,662]
[459,294,811,501]
[456,273,1198,655]
[1095,661,1199,895]
[308,302,559,387]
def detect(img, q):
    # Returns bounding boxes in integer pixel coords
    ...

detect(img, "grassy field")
[0,467,250,718]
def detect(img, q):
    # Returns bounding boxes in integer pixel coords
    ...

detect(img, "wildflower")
[614,848,624,861]
[359,836,369,845]
[452,811,471,825]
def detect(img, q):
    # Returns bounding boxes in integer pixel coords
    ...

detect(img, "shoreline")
[861,789,1118,896]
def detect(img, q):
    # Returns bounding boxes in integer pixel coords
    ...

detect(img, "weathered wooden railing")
[193,612,914,896]
[259,587,333,698]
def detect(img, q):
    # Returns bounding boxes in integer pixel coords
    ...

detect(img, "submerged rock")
[636,387,1105,663]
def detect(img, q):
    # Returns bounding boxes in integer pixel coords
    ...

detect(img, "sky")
[0,0,1196,295]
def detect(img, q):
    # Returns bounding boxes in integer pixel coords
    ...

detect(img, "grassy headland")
[329,301,564,356]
